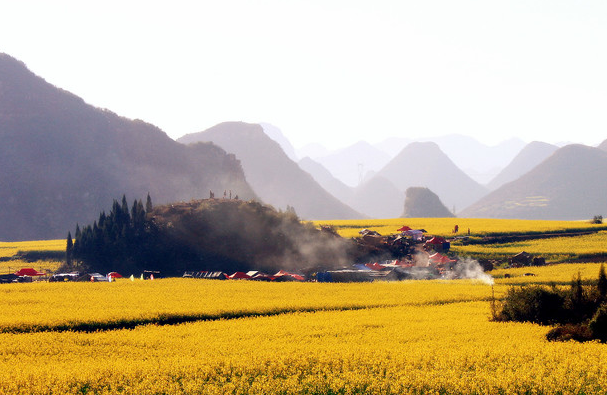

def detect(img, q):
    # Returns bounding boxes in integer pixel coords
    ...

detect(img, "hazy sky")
[2,0,606,149]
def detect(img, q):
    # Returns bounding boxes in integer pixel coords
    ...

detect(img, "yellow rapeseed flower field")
[0,239,66,258]
[0,239,65,274]
[313,217,607,238]
[2,218,607,394]
[451,230,607,261]
[0,279,606,394]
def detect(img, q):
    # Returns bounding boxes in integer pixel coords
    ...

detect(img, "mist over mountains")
[486,141,559,191]
[0,54,255,241]
[461,144,607,220]
[178,122,363,220]
[3,51,607,242]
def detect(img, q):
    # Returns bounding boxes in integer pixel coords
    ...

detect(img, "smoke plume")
[444,257,494,285]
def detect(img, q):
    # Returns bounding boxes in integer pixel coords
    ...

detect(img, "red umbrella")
[397,226,412,232]
[107,272,123,278]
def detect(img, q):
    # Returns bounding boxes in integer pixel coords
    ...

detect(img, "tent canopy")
[273,270,304,281]
[427,236,446,244]
[429,253,456,264]
[365,262,386,271]
[229,272,251,279]
[15,268,46,276]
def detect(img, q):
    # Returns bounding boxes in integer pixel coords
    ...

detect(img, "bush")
[589,303,607,342]
[546,324,592,342]
[496,286,566,325]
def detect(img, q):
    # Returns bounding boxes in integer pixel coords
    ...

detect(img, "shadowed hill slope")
[0,54,255,241]
[487,141,558,190]
[461,144,607,220]
[178,122,364,220]
[373,142,488,214]
[298,157,354,204]
[402,187,455,218]
[350,176,404,219]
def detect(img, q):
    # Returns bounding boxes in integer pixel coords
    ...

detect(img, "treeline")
[66,196,357,277]
[494,265,607,342]
[66,194,156,275]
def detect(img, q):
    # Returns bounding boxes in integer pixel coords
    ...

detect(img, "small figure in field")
[453,224,459,234]
[209,190,215,199]
[467,228,470,235]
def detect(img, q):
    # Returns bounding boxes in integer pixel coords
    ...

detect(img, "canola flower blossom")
[0,269,604,394]
[314,217,607,239]
[2,221,607,393]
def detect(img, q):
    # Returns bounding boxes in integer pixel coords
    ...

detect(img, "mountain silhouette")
[350,176,404,219]
[312,141,392,187]
[487,141,558,190]
[178,122,364,220]
[373,142,488,214]
[298,157,354,204]
[0,54,255,241]
[260,123,299,162]
[461,144,607,220]
[374,135,525,184]
[402,187,455,218]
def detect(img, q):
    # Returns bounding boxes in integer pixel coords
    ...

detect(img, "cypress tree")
[572,271,584,305]
[146,193,153,213]
[121,195,131,226]
[73,224,81,255]
[66,232,73,267]
[599,264,607,300]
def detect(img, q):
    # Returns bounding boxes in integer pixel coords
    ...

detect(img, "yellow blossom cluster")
[1,218,607,393]
[0,239,66,258]
[313,217,606,239]
[1,291,607,394]
[452,231,607,261]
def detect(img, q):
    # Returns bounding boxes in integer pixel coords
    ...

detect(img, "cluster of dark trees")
[494,265,607,342]
[65,194,156,275]
[65,195,358,277]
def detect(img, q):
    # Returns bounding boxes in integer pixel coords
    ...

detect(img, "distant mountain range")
[297,156,354,205]
[178,123,363,220]
[373,142,488,214]
[461,144,607,220]
[486,141,558,190]
[306,141,393,187]
[0,54,256,241]
[3,51,607,239]
[296,134,526,187]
